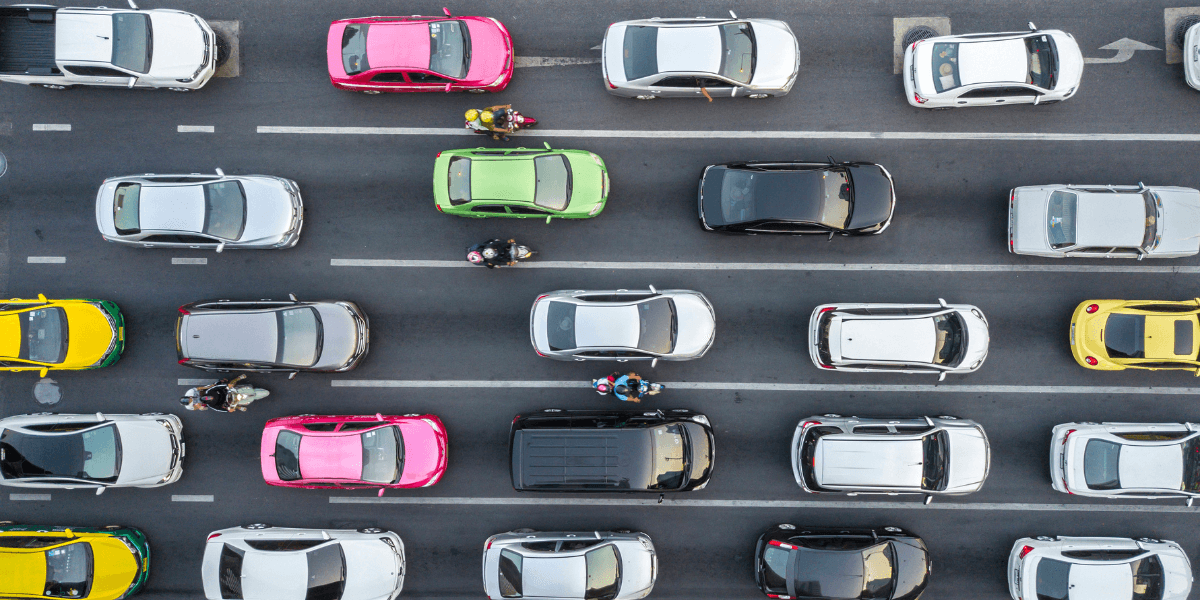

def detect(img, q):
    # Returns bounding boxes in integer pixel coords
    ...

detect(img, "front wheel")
[241,523,271,530]
[361,90,381,95]
[39,84,72,90]
[357,527,384,534]
[467,88,487,94]
[633,95,657,101]
[167,87,193,93]
[747,93,772,99]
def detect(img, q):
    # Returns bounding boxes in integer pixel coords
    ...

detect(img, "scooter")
[182,379,270,412]
[466,239,536,268]
[465,105,538,138]
[592,374,665,401]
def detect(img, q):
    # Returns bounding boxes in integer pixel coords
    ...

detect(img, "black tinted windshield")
[498,549,522,598]
[931,313,967,367]
[585,545,621,600]
[649,424,688,490]
[533,155,571,211]
[1083,439,1121,490]
[637,298,676,354]
[341,25,369,75]
[203,181,247,240]
[920,431,948,491]
[546,301,577,351]
[44,541,92,598]
[275,430,302,481]
[20,307,68,364]
[360,426,402,484]
[931,43,960,92]
[429,20,469,79]
[1105,314,1146,359]
[719,22,754,84]
[113,183,141,235]
[277,307,321,367]
[1026,34,1057,89]
[305,544,346,600]
[111,13,151,73]
[218,544,244,600]
[0,424,120,483]
[1035,558,1071,600]
[1047,191,1077,249]
[622,26,658,80]
[1131,555,1164,600]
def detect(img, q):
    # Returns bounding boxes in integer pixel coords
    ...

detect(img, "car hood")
[1012,188,1054,254]
[313,304,358,370]
[464,19,509,83]
[240,178,294,243]
[114,419,173,485]
[62,303,117,366]
[891,539,930,599]
[960,308,991,370]
[618,544,656,596]
[1050,30,1085,91]
[671,294,716,357]
[1152,188,1200,256]
[748,21,797,88]
[847,165,895,229]
[147,12,207,78]
[945,427,989,492]
[1159,552,1194,600]
[396,420,446,486]
[565,154,605,213]
[343,540,401,600]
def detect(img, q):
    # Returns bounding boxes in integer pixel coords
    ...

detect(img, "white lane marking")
[261,126,1200,142]
[10,493,51,501]
[514,56,602,67]
[178,379,216,386]
[329,497,1200,513]
[27,256,65,264]
[172,494,214,502]
[177,125,215,133]
[330,259,1200,273]
[332,380,1200,395]
[172,257,208,265]
[32,124,70,132]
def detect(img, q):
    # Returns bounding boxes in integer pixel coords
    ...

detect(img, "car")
[808,300,990,379]
[754,524,930,600]
[1069,299,1200,371]
[261,414,448,491]
[697,161,895,235]
[1009,184,1200,258]
[1008,536,1193,600]
[1050,422,1200,503]
[327,11,513,94]
[530,287,715,363]
[903,24,1083,108]
[482,530,657,600]
[791,415,990,501]
[201,525,405,600]
[510,409,715,493]
[176,297,369,374]
[433,145,609,221]
[0,295,123,376]
[601,15,799,99]
[1184,22,1200,90]
[0,413,183,493]
[95,169,303,251]
[0,523,150,600]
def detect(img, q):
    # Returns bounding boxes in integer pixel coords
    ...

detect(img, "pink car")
[327,11,514,94]
[261,414,448,491]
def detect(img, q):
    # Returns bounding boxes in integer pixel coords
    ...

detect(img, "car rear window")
[1175,320,1194,356]
[428,21,469,79]
[275,430,302,481]
[341,24,369,75]
[623,26,658,80]
[360,426,402,484]
[218,544,244,599]
[931,43,960,92]
[203,181,247,241]
[719,23,755,84]
[1047,191,1077,249]
[305,543,346,600]
[931,313,967,366]
[113,183,141,235]
[43,540,92,599]
[448,157,471,205]
[277,307,321,367]
[498,549,522,598]
[546,301,577,351]
[636,298,676,354]
[584,545,621,600]
[1083,439,1121,490]
[1104,314,1145,359]
[533,155,571,211]
[111,13,151,74]
[1036,558,1071,600]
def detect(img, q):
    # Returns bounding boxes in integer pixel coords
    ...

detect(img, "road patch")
[207,20,240,77]
[172,257,208,265]
[892,17,949,74]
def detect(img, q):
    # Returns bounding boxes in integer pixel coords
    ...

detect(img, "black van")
[509,409,715,492]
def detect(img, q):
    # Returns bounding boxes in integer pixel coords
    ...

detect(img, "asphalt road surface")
[2,1,1200,599]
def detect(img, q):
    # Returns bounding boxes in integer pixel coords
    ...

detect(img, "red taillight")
[802,421,822,428]
[1063,478,1072,493]
[486,539,493,550]
[436,204,443,212]
[818,306,836,314]
[533,348,545,357]
[436,152,442,158]
[817,363,836,370]
[913,93,927,104]
[1085,304,1099,314]
[178,359,189,365]
[767,595,792,599]
[207,533,221,541]
[607,80,617,89]
[1019,545,1034,559]
[178,307,190,315]
[1085,356,1098,366]
[512,415,520,424]
[535,294,548,303]
[768,540,798,550]
[1061,429,1076,445]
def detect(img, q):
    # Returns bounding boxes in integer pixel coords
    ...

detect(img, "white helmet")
[482,248,498,259]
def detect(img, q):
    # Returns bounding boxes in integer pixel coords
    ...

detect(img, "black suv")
[754,525,930,600]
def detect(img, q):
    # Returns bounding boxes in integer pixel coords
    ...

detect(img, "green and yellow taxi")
[1071,298,1200,372]
[0,523,149,600]
[0,295,124,376]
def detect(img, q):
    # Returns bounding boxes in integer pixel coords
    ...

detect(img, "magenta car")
[261,414,448,491]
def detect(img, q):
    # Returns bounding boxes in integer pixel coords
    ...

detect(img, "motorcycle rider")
[178,374,265,412]
[466,239,517,268]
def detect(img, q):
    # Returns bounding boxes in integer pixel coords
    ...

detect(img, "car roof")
[657,25,722,74]
[138,185,206,232]
[298,432,364,480]
[1075,193,1145,247]
[364,21,430,69]
[575,305,639,349]
[1065,563,1133,600]
[1119,444,1184,489]
[958,38,1028,85]
[241,549,308,600]
[471,159,536,202]
[815,437,923,487]
[182,312,277,362]
[522,556,588,598]
[835,317,935,364]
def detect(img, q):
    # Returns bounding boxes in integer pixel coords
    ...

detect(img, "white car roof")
[814,437,922,487]
[139,185,206,232]
[55,12,114,64]
[575,305,639,349]
[1076,193,1145,247]
[837,317,935,363]
[657,26,722,74]
[1068,564,1133,600]
[523,556,587,598]
[1119,445,1184,490]
[241,551,307,600]
[958,39,1027,85]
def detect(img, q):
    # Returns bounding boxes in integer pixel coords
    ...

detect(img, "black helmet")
[179,396,191,406]
[614,385,630,396]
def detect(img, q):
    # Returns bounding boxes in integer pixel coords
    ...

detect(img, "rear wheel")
[241,523,271,530]
[510,528,535,534]
[747,93,771,99]
[883,526,902,533]
[357,527,384,534]
[1034,536,1054,542]
[467,88,487,94]
[361,90,381,95]
[103,525,123,530]
[777,524,796,530]
[167,87,192,93]
[634,95,657,100]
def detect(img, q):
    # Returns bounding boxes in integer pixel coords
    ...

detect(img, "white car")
[1008,536,1193,600]
[808,299,990,379]
[1184,23,1200,90]
[1050,422,1200,503]
[1008,184,1200,258]
[482,530,656,600]
[202,525,405,600]
[903,24,1083,108]
[0,413,183,493]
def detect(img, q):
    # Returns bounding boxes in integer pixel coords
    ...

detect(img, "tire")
[143,412,165,416]
[357,527,384,534]
[361,90,381,95]
[467,89,487,94]
[883,526,902,533]
[747,93,771,99]
[777,524,796,530]
[403,413,420,417]
[822,414,842,418]
[167,87,193,93]
[241,523,271,530]
[614,529,632,534]
[39,84,71,90]
[634,95,657,100]
[542,409,562,413]
[936,415,958,420]
[1138,537,1161,543]
[510,528,535,534]
[1035,536,1054,541]
[103,525,123,530]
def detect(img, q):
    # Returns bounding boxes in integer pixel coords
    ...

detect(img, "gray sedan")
[530,287,716,364]
[95,169,303,251]
[601,14,799,99]
[482,530,656,600]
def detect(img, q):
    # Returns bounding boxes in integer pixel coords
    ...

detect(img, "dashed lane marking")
[178,379,216,386]
[32,124,70,132]
[172,257,208,265]
[177,125,215,133]
[172,495,214,502]
[331,380,1200,395]
[330,259,1200,274]
[27,256,65,264]
[514,56,602,67]
[10,494,50,501]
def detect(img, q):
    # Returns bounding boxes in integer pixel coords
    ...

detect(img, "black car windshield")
[19,307,68,364]
[1184,437,1200,492]
[760,545,789,592]
[275,429,302,481]
[202,181,247,240]
[1047,191,1078,249]
[1105,314,1146,359]
[533,155,571,211]
[816,170,853,229]
[111,13,151,73]
[636,298,676,354]
[1131,555,1165,600]
[1083,439,1121,490]
[429,20,470,79]
[585,545,622,600]
[305,544,346,600]
[341,25,369,75]
[448,157,471,205]
[276,307,321,367]
[1035,558,1071,600]
[360,426,402,484]
[920,431,949,491]
[113,183,141,235]
[0,424,120,483]
[1026,34,1058,89]
[622,26,658,80]
[930,43,961,93]
[498,549,522,598]
[930,313,967,366]
[648,424,689,490]
[44,541,92,598]
[218,544,244,600]
[718,22,755,84]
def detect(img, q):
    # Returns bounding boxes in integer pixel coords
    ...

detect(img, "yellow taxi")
[1070,299,1200,372]
[0,524,149,599]
[0,295,124,376]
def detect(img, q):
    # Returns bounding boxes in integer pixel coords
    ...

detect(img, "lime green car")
[433,144,609,220]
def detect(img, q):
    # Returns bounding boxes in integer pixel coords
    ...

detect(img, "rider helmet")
[179,396,191,406]
[614,384,631,396]
[466,251,484,264]
[595,382,610,393]
[480,111,494,124]
[464,109,480,121]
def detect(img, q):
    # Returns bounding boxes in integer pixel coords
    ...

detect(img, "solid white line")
[178,379,216,386]
[172,257,208,265]
[32,124,70,132]
[331,380,1200,395]
[177,125,215,133]
[261,126,1200,142]
[329,259,1200,273]
[514,56,602,67]
[329,497,1200,513]
[10,493,51,501]
[27,256,65,264]
[172,494,214,502]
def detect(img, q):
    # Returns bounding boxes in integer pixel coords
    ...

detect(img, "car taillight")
[767,595,792,599]
[178,307,190,315]
[913,93,927,104]
[1086,304,1099,314]
[436,152,442,158]
[436,204,443,212]
[1085,356,1098,366]
[534,348,545,357]
[818,363,836,370]
[1062,429,1075,445]
[486,539,493,550]
[207,533,221,541]
[802,421,822,428]
[178,358,190,365]
[1018,545,1034,559]
[512,415,520,424]
[607,80,617,89]
[818,307,836,314]
[768,540,798,550]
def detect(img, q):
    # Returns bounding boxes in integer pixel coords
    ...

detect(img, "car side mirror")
[1027,21,1037,31]
[442,7,451,16]
[543,141,552,150]
[126,78,137,88]
[289,293,298,301]
[95,487,106,495]
[651,358,659,368]
[1033,94,1040,105]
[377,488,385,497]
[215,242,225,253]
[938,372,947,381]
[443,83,452,92]
[923,494,933,505]
[126,0,138,7]
[1189,497,1195,506]
[728,10,737,18]
[38,368,48,377]
[649,285,658,294]
[288,371,298,380]
[216,168,225,177]
[938,298,948,307]
[38,293,48,302]
[545,215,552,224]
[827,231,835,242]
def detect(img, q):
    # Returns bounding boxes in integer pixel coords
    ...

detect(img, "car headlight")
[589,203,603,216]
[491,71,507,87]
[692,415,710,426]
[117,535,140,556]
[638,537,653,551]
[591,154,604,167]
[157,419,175,432]
[970,360,983,369]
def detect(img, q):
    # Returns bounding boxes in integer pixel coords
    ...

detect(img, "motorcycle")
[466,239,535,268]
[465,104,538,139]
[181,377,269,412]
[592,373,665,402]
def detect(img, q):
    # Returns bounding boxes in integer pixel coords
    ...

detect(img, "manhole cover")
[903,26,939,48]
[1175,15,1200,47]
[215,31,231,68]
[34,378,60,405]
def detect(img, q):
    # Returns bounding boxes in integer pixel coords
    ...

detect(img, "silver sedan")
[1050,422,1200,504]
[482,530,656,600]
[95,169,303,251]
[1008,537,1193,600]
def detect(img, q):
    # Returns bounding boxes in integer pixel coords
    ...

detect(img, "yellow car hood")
[90,539,138,599]
[61,304,115,368]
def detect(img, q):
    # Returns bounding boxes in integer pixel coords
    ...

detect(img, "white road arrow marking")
[514,56,601,68]
[1083,38,1162,63]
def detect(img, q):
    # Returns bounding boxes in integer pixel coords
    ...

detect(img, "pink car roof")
[365,22,430,70]
[298,435,364,480]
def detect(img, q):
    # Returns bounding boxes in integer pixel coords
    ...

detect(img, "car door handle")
[957,101,967,104]
[617,359,629,362]
[574,358,586,362]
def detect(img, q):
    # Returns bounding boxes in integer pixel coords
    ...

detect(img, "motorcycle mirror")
[442,7,451,16]
[827,231,835,242]
[215,242,225,253]
[443,83,452,92]
[215,168,225,177]
[95,487,106,495]
[377,488,386,497]
[288,371,298,380]
[651,358,659,368]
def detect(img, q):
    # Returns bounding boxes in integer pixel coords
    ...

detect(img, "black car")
[754,525,930,600]
[698,161,895,235]
[509,409,715,492]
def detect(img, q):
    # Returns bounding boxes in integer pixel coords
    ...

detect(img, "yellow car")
[1070,299,1200,372]
[0,524,149,599]
[0,295,124,376]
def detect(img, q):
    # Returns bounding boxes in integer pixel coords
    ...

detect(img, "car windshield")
[113,183,141,235]
[861,543,897,599]
[202,181,247,240]
[498,549,522,598]
[720,169,757,223]
[816,170,852,229]
[218,544,244,600]
[533,155,571,211]
[0,424,121,483]
[111,13,151,73]
[719,22,755,84]
[305,544,346,600]
[930,43,961,93]
[931,313,967,366]
[585,545,622,600]
[920,430,949,491]
[19,307,68,364]
[622,26,658,80]
[275,430,302,481]
[637,298,676,354]
[277,307,321,367]
[1026,34,1057,89]
[1047,191,1078,249]
[1184,437,1200,492]
[1142,192,1162,251]
[1131,556,1164,600]
[360,426,402,484]
[448,157,471,205]
[1036,558,1071,600]
[1083,439,1121,490]
[44,542,92,598]
[1105,314,1146,359]
[546,301,577,351]
[648,424,688,490]
[429,20,469,79]
[341,24,369,75]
